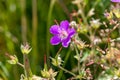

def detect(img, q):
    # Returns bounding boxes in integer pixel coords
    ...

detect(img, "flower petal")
[50,25,60,35]
[50,36,61,45]
[62,36,71,48]
[68,28,76,38]
[111,0,120,2]
[60,20,69,30]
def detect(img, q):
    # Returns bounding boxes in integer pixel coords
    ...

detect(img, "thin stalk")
[58,66,76,77]
[17,62,24,69]
[57,0,70,17]
[77,4,88,26]
[55,46,62,58]
[44,54,48,71]
[57,50,71,80]
[75,46,81,75]
[21,0,27,42]
[23,54,32,79]
[46,0,56,65]
[32,0,38,72]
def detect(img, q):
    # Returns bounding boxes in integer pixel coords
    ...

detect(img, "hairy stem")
[23,54,32,79]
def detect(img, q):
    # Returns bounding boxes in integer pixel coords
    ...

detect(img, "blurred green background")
[0,0,110,79]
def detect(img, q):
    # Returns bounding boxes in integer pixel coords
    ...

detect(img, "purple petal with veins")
[68,28,76,38]
[50,36,61,45]
[50,25,60,35]
[60,20,69,30]
[62,36,71,48]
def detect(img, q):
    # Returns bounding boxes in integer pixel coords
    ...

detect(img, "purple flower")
[111,0,120,2]
[50,20,76,48]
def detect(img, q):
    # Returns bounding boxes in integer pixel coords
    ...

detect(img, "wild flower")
[50,20,76,47]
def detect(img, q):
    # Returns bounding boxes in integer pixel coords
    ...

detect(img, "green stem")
[55,46,62,58]
[17,62,24,69]
[23,54,32,79]
[58,66,76,77]
[77,4,88,26]
[57,50,71,80]
[21,0,27,42]
[74,45,81,75]
[46,0,56,66]
[32,0,38,72]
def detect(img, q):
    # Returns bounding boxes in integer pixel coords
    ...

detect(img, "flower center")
[59,30,68,40]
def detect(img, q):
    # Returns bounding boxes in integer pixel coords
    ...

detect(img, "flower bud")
[70,21,77,28]
[21,43,32,54]
[7,55,18,65]
[90,19,101,29]
[76,40,86,50]
[112,7,120,18]
[87,8,95,17]
[41,68,57,80]
[51,55,62,66]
